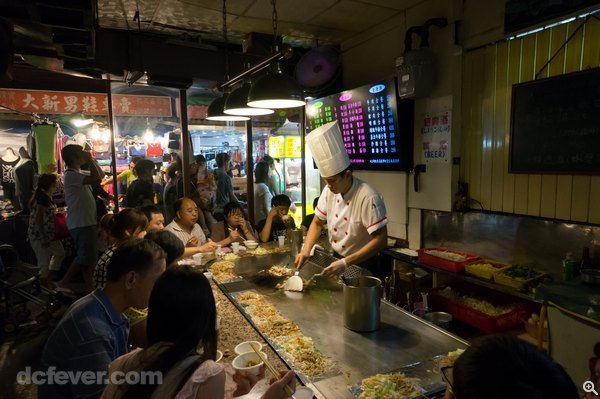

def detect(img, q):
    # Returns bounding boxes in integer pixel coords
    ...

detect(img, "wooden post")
[179,89,191,197]
[105,77,119,213]
[246,119,255,226]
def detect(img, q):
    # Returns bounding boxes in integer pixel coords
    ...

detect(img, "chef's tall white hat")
[306,121,350,178]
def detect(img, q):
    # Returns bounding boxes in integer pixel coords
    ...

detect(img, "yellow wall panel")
[463,19,598,224]
[589,177,600,224]
[491,43,509,212]
[570,176,591,222]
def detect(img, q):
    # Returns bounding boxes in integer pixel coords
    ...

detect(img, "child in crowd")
[140,204,165,233]
[210,202,257,246]
[258,194,296,243]
[93,208,148,289]
[27,173,65,288]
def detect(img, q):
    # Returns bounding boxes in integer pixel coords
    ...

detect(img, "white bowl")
[215,350,223,362]
[294,387,314,399]
[245,242,259,250]
[234,341,263,355]
[232,351,266,376]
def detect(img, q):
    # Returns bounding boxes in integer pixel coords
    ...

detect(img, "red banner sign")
[0,89,172,117]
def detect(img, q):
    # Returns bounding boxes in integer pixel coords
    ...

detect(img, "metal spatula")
[283,271,304,292]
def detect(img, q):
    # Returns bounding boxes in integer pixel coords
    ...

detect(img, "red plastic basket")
[417,247,480,273]
[429,285,530,333]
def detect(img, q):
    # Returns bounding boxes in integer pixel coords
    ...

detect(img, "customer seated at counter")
[165,197,219,257]
[140,204,165,233]
[210,202,257,246]
[443,334,578,399]
[258,194,296,243]
[102,265,296,399]
[93,208,148,289]
[39,239,166,399]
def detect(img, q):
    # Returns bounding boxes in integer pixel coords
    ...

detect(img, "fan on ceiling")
[295,46,342,98]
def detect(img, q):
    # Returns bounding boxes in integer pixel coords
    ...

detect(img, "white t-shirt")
[254,182,272,222]
[63,169,97,229]
[165,220,207,247]
[315,177,387,257]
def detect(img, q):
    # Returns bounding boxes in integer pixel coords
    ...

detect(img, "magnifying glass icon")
[583,380,599,396]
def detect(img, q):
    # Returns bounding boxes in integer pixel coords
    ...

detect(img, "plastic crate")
[464,259,512,280]
[417,248,480,273]
[493,265,543,290]
[429,285,529,333]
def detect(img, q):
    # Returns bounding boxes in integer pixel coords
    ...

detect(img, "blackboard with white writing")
[509,68,600,174]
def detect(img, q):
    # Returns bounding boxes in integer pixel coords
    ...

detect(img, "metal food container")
[343,276,382,332]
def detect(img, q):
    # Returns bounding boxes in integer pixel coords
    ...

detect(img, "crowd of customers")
[22,143,582,399]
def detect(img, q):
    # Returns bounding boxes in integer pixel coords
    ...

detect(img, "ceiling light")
[247,62,305,109]
[224,83,274,115]
[72,117,94,127]
[206,93,250,121]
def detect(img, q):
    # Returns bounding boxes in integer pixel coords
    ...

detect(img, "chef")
[294,121,388,278]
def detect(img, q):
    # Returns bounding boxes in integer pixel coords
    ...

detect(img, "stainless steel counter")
[214,248,468,398]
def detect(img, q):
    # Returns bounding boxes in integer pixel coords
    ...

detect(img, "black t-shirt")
[256,218,296,242]
[126,179,154,207]
[35,190,52,207]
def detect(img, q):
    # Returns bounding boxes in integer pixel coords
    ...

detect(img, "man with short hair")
[139,205,165,232]
[39,239,166,399]
[258,194,296,243]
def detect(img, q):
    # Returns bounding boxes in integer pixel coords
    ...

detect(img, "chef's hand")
[322,258,347,278]
[233,365,265,396]
[262,370,296,399]
[186,236,199,247]
[294,249,311,270]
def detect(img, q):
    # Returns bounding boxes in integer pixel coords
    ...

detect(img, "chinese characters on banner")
[0,89,172,117]
[422,110,451,163]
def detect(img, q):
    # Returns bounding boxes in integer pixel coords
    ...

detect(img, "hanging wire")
[271,0,278,50]
[222,0,229,80]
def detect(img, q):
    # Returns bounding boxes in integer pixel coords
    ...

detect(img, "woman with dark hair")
[210,202,257,245]
[28,173,65,288]
[93,208,148,289]
[102,266,296,399]
[126,159,156,207]
[254,161,272,223]
[443,334,578,399]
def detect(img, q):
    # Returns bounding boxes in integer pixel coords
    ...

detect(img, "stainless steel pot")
[343,276,382,332]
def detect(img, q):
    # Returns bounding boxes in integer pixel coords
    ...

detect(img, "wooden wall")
[461,16,600,224]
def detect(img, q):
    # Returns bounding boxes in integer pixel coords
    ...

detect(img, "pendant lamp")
[205,0,249,122]
[224,83,274,116]
[206,93,250,121]
[246,0,305,110]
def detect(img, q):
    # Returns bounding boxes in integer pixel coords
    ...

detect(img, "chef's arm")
[294,216,325,268]
[343,225,387,266]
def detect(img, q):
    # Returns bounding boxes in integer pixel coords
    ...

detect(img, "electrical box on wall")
[396,48,436,99]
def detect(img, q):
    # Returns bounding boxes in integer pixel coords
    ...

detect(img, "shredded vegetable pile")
[210,261,238,282]
[236,291,333,377]
[424,249,466,262]
[438,287,518,316]
[359,372,421,399]
[437,348,465,368]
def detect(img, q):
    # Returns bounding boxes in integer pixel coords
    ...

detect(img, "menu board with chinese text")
[306,79,413,171]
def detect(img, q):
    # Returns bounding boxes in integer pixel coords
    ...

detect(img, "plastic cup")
[231,242,240,254]
[278,236,285,247]
[193,253,203,266]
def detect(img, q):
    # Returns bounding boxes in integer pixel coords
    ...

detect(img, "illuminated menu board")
[306,79,414,171]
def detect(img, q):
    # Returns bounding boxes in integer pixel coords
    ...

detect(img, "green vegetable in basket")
[502,265,540,280]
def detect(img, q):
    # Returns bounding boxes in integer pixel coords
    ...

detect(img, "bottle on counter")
[562,252,578,281]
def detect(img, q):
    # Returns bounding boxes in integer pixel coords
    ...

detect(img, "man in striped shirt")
[38,239,166,399]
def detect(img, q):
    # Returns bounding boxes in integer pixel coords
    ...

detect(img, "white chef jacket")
[315,177,387,257]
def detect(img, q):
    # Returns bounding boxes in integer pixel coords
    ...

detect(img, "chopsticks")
[250,343,296,399]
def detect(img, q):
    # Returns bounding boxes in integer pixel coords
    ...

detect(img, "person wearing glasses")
[441,334,578,399]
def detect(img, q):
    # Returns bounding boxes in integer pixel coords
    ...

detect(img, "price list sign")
[306,79,413,171]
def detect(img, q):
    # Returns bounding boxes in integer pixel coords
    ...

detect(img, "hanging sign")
[285,136,301,158]
[422,110,451,163]
[268,136,285,158]
[0,89,172,117]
